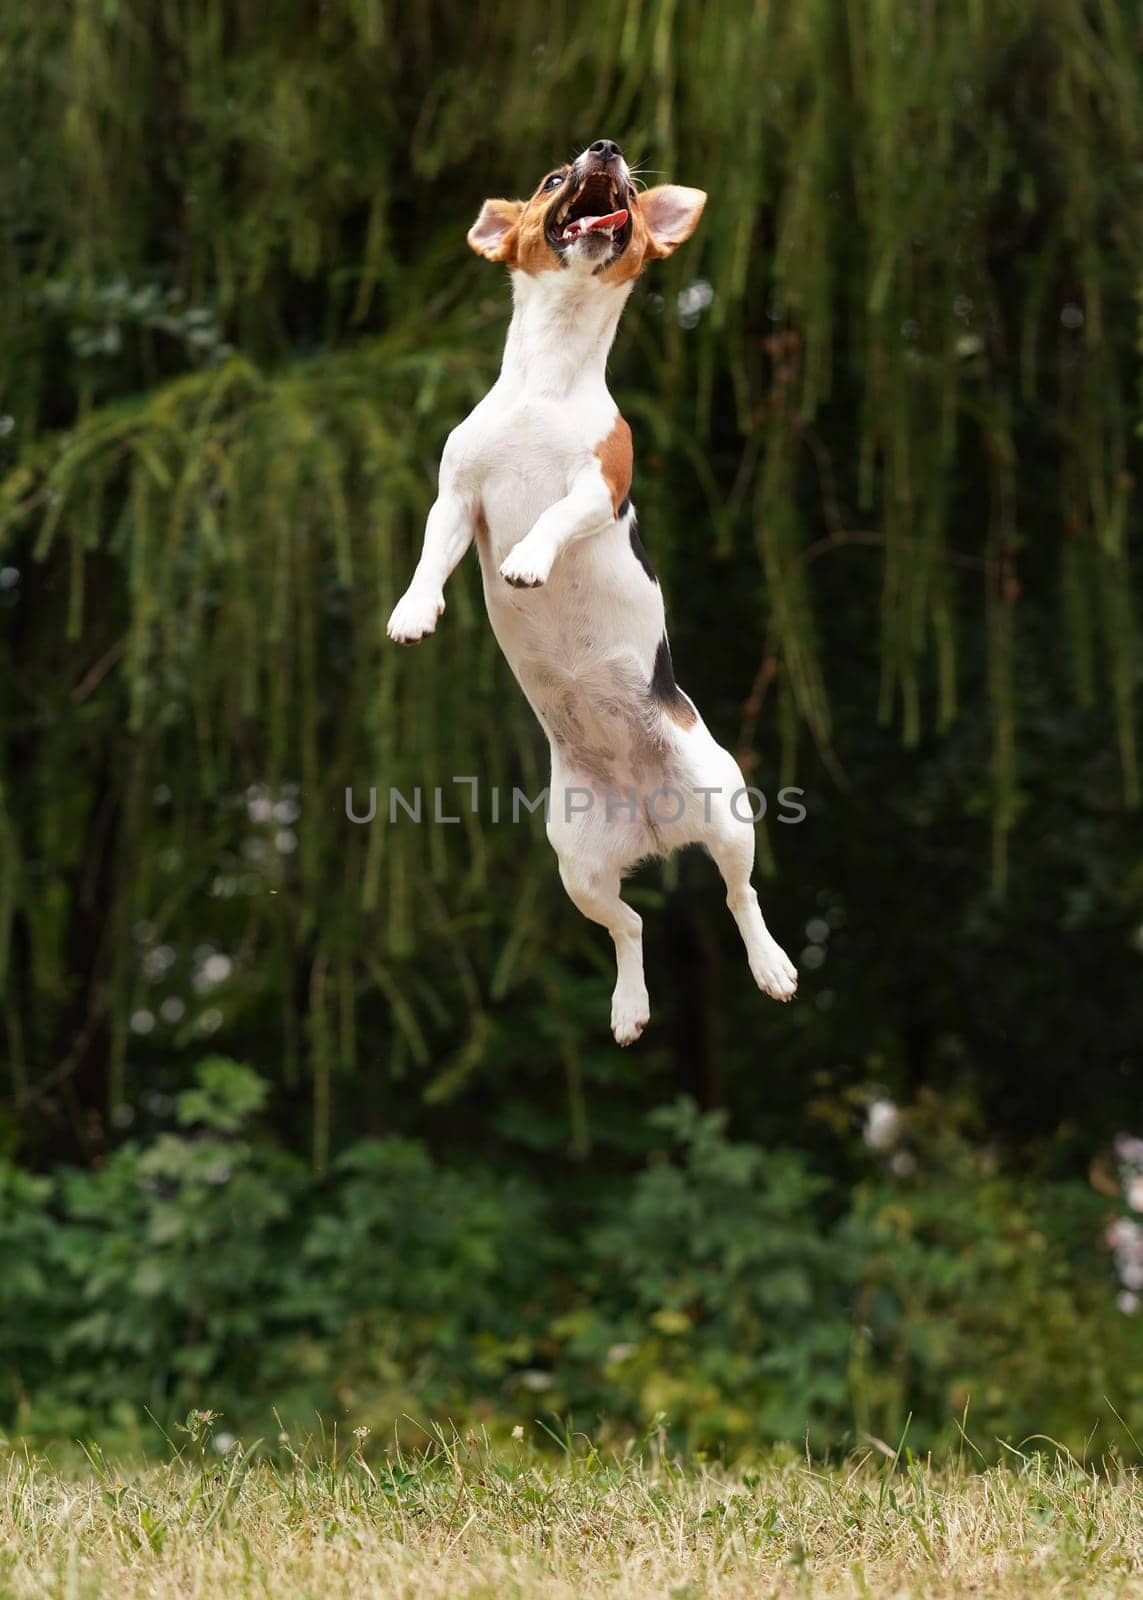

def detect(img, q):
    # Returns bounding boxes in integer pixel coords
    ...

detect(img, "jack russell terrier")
[387,139,797,1043]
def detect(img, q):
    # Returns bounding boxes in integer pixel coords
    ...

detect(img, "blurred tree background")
[1,0,1142,1455]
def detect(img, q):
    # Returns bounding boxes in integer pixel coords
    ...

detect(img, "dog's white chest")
[458,391,609,564]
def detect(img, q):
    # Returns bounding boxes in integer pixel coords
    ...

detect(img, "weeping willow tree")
[1,0,1140,1161]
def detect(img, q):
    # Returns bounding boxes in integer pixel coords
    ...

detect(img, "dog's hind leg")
[689,743,798,1002]
[564,864,649,1046]
[557,855,649,1045]
[547,799,649,1045]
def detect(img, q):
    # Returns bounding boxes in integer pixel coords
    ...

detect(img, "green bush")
[1,1066,1139,1459]
[0,1059,552,1440]
[577,1099,858,1449]
[840,1101,1143,1455]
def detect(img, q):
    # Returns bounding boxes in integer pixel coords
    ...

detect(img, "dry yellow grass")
[2,1430,1140,1598]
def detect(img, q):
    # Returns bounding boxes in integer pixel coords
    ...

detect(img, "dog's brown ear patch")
[468,199,523,262]
[641,185,707,259]
[594,414,632,517]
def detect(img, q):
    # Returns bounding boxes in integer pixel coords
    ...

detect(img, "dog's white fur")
[387,144,796,1043]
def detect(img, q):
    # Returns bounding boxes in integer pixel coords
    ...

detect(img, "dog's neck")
[498,270,634,399]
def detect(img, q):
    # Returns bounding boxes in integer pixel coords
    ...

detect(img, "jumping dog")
[388,139,797,1043]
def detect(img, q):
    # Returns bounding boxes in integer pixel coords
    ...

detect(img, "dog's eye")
[542,172,564,191]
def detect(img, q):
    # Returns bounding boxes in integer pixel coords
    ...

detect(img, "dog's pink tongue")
[565,208,629,239]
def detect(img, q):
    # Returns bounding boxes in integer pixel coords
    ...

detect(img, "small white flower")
[142,944,175,982]
[1107,1217,1141,1252]
[676,278,714,329]
[1116,1133,1143,1168]
[865,1099,900,1150]
[246,786,272,823]
[511,1425,524,1441]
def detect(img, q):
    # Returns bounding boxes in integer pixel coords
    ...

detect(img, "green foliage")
[1,0,1140,1134]
[175,1057,269,1133]
[0,1059,550,1440]
[569,1098,1143,1457]
[1,0,1142,1469]
[583,1100,856,1446]
[2,1069,1139,1460]
[842,1104,1143,1454]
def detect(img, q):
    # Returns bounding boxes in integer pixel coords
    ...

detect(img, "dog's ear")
[640,185,707,259]
[468,199,524,263]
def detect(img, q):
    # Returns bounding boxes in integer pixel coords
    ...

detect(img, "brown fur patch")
[594,415,632,517]
[663,695,698,730]
[639,185,707,261]
[513,205,562,274]
[467,199,524,262]
[519,168,571,272]
[468,167,572,273]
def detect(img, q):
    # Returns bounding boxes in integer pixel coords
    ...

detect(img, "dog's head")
[468,140,706,285]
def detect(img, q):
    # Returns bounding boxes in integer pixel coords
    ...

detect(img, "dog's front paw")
[499,537,554,590]
[750,939,798,1003]
[611,983,650,1046]
[387,588,444,643]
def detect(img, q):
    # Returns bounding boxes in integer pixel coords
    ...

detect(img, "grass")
[1,1420,1141,1598]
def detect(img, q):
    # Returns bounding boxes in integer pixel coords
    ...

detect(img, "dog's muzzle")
[546,142,634,259]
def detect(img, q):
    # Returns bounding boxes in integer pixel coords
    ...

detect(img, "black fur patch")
[650,636,678,700]
[628,514,658,584]
[617,494,631,518]
[649,636,696,727]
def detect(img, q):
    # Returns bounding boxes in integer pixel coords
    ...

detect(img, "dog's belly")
[478,522,674,792]
[463,391,684,809]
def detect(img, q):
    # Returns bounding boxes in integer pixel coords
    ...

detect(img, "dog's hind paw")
[611,985,650,1046]
[750,941,798,1003]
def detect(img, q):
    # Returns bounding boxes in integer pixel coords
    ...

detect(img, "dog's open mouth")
[548,171,631,253]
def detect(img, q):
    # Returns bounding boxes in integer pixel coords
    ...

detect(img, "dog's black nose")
[589,139,622,162]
